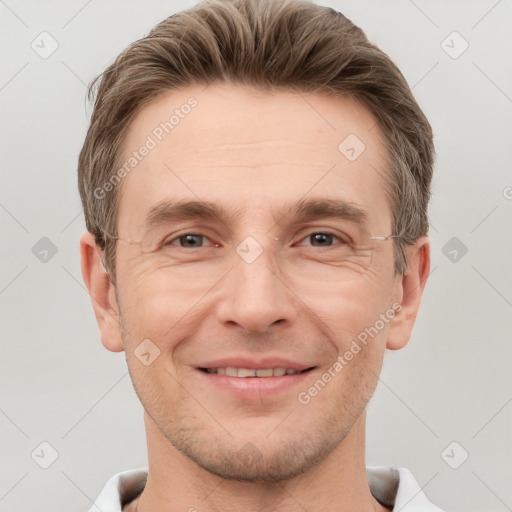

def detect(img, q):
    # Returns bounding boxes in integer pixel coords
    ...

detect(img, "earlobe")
[386,237,430,351]
[80,232,125,353]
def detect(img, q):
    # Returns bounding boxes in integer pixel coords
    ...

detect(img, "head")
[79,0,434,482]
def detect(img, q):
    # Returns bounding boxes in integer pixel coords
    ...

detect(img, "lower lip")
[197,369,314,399]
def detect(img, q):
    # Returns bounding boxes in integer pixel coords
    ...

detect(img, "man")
[79,0,442,510]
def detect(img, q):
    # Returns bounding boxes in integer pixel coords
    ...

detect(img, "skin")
[81,83,430,512]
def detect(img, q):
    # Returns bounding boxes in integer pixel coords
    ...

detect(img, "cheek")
[115,263,214,344]
[310,270,395,347]
[297,330,384,428]
[126,357,190,428]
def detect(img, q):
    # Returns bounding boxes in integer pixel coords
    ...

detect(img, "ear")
[80,232,124,352]
[386,237,430,350]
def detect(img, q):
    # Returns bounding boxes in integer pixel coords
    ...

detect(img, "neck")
[131,411,389,512]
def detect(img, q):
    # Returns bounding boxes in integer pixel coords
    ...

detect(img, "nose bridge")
[216,233,297,333]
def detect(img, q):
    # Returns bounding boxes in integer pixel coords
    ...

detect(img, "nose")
[215,239,299,334]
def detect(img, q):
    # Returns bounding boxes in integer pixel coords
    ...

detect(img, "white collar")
[88,466,444,512]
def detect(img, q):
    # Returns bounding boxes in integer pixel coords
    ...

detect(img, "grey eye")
[171,234,207,248]
[310,233,334,246]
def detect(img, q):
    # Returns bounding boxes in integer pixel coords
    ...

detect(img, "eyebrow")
[143,197,368,232]
[144,199,240,232]
[283,197,368,227]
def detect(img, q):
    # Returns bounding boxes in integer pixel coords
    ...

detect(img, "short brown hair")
[78,0,435,282]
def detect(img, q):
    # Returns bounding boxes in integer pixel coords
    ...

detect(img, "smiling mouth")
[198,367,315,377]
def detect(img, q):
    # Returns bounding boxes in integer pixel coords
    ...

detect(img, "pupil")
[312,233,332,246]
[181,234,202,247]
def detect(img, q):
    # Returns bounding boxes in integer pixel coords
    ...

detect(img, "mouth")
[198,367,315,377]
[195,362,316,398]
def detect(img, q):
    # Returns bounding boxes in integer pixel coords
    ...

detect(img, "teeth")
[256,368,273,377]
[206,367,302,377]
[238,368,256,377]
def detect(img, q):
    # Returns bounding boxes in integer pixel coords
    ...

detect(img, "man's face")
[110,84,403,481]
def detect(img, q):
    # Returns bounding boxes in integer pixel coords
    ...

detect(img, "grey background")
[1,0,511,511]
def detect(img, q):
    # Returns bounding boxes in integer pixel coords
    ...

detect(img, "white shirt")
[88,466,444,511]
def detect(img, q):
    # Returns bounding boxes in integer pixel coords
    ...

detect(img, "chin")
[165,427,341,483]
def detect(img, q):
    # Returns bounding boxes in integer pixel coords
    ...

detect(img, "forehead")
[116,83,392,233]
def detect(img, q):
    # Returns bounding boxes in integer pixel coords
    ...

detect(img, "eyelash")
[165,231,349,248]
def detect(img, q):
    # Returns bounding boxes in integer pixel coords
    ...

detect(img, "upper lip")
[197,357,315,371]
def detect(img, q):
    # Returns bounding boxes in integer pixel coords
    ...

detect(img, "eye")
[296,232,347,248]
[167,234,216,248]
